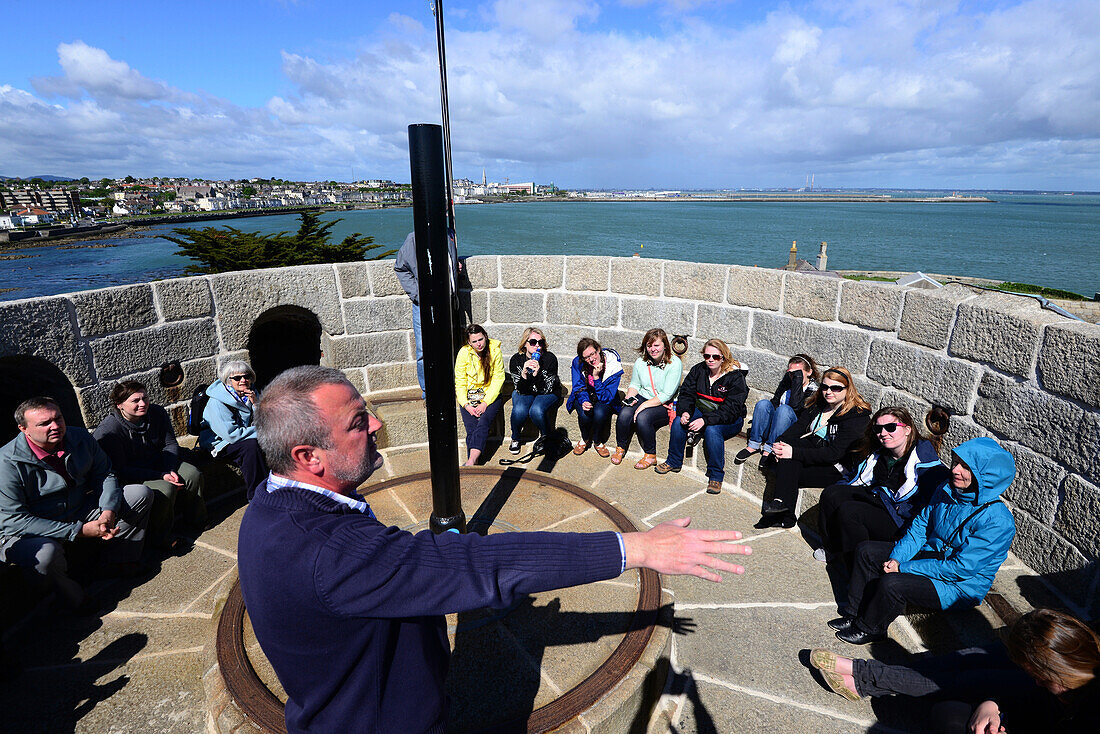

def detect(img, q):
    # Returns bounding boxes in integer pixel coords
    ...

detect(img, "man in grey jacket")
[394,231,461,397]
[0,397,152,610]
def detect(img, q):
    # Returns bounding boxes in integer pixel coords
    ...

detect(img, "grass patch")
[994,282,1086,301]
[842,275,895,282]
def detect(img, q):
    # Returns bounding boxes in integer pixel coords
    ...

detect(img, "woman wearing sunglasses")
[655,339,748,494]
[756,366,871,529]
[815,407,950,573]
[566,337,623,456]
[506,327,562,454]
[199,360,268,499]
[455,324,506,466]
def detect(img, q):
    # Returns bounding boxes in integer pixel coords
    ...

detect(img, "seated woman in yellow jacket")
[454,324,506,466]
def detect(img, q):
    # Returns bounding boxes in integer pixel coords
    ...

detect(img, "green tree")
[165,210,395,275]
[240,185,257,198]
[100,177,112,188]
[124,175,136,183]
[79,177,90,185]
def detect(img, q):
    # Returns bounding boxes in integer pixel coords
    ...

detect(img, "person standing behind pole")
[567,338,623,457]
[394,231,461,399]
[94,380,206,551]
[506,327,562,455]
[454,324,505,466]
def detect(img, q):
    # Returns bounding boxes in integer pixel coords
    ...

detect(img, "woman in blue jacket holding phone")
[830,436,1016,645]
[566,337,623,456]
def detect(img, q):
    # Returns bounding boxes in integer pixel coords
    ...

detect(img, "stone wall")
[1,256,1098,614]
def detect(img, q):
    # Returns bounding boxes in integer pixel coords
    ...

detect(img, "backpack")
[187,386,210,436]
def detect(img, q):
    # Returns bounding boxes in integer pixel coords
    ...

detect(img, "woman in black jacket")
[736,354,819,465]
[655,339,748,494]
[93,380,206,549]
[506,327,562,454]
[756,366,871,528]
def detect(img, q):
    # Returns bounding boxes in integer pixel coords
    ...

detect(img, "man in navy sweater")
[238,366,751,734]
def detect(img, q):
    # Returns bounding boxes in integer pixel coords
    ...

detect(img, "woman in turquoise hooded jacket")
[830,436,1016,645]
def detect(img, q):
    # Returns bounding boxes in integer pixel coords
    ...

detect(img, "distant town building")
[13,207,54,225]
[0,189,80,216]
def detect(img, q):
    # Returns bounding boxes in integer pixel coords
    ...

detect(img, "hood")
[952,437,1016,504]
[602,349,624,377]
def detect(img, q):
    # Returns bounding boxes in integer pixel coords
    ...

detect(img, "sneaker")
[813,547,829,563]
[509,440,521,454]
[654,462,680,475]
[706,480,722,494]
[733,448,756,465]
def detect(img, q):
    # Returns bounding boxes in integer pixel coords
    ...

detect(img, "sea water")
[4,194,1097,301]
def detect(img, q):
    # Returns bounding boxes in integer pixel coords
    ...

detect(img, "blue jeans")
[412,305,425,398]
[576,401,614,444]
[747,400,797,452]
[665,409,744,482]
[510,393,560,440]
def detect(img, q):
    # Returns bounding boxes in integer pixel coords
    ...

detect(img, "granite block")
[209,265,343,350]
[335,261,370,298]
[620,298,695,335]
[727,265,783,311]
[500,255,564,289]
[949,292,1063,379]
[546,293,619,328]
[730,348,791,394]
[695,304,750,346]
[89,318,219,379]
[839,280,904,332]
[0,296,93,386]
[489,291,546,324]
[897,284,973,350]
[366,260,404,298]
[782,272,840,321]
[1004,443,1065,525]
[1054,474,1100,559]
[344,296,412,334]
[1037,322,1100,409]
[69,284,156,338]
[326,332,411,368]
[749,312,870,373]
[663,261,727,302]
[366,363,419,393]
[866,338,979,415]
[464,256,498,289]
[1011,509,1094,609]
[608,257,662,296]
[154,277,213,322]
[469,291,488,324]
[564,256,610,291]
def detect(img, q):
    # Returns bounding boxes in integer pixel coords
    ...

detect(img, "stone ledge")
[949,292,1065,379]
[1037,321,1100,409]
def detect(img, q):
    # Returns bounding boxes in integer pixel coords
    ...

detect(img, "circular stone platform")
[214,466,672,733]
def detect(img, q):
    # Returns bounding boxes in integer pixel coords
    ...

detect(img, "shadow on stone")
[247,305,323,390]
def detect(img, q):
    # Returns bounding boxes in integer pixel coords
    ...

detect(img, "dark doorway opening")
[246,306,323,390]
[0,356,84,443]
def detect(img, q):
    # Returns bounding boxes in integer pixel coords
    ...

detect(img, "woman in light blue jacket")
[830,436,1016,645]
[200,360,268,499]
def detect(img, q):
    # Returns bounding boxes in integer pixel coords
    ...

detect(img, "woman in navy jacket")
[815,406,949,572]
[566,337,623,456]
[655,339,748,494]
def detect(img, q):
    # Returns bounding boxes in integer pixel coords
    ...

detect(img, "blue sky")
[2,1,1098,189]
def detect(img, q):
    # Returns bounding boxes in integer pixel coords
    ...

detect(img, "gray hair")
[255,365,354,475]
[219,360,255,385]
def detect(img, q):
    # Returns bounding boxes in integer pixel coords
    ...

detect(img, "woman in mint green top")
[611,328,683,469]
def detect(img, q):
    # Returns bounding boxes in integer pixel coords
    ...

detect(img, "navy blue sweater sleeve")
[316,524,624,618]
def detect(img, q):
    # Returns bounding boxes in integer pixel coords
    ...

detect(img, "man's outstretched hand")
[622,518,751,582]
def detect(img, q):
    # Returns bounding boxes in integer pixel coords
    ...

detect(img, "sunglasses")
[526,338,545,346]
[702,353,722,361]
[821,383,846,393]
[230,374,251,382]
[874,422,901,434]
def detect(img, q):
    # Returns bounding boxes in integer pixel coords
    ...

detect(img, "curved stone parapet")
[1,256,1097,614]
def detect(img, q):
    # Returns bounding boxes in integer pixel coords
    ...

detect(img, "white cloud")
[2,1,1099,187]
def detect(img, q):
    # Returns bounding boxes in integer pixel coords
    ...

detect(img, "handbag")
[647,365,676,423]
